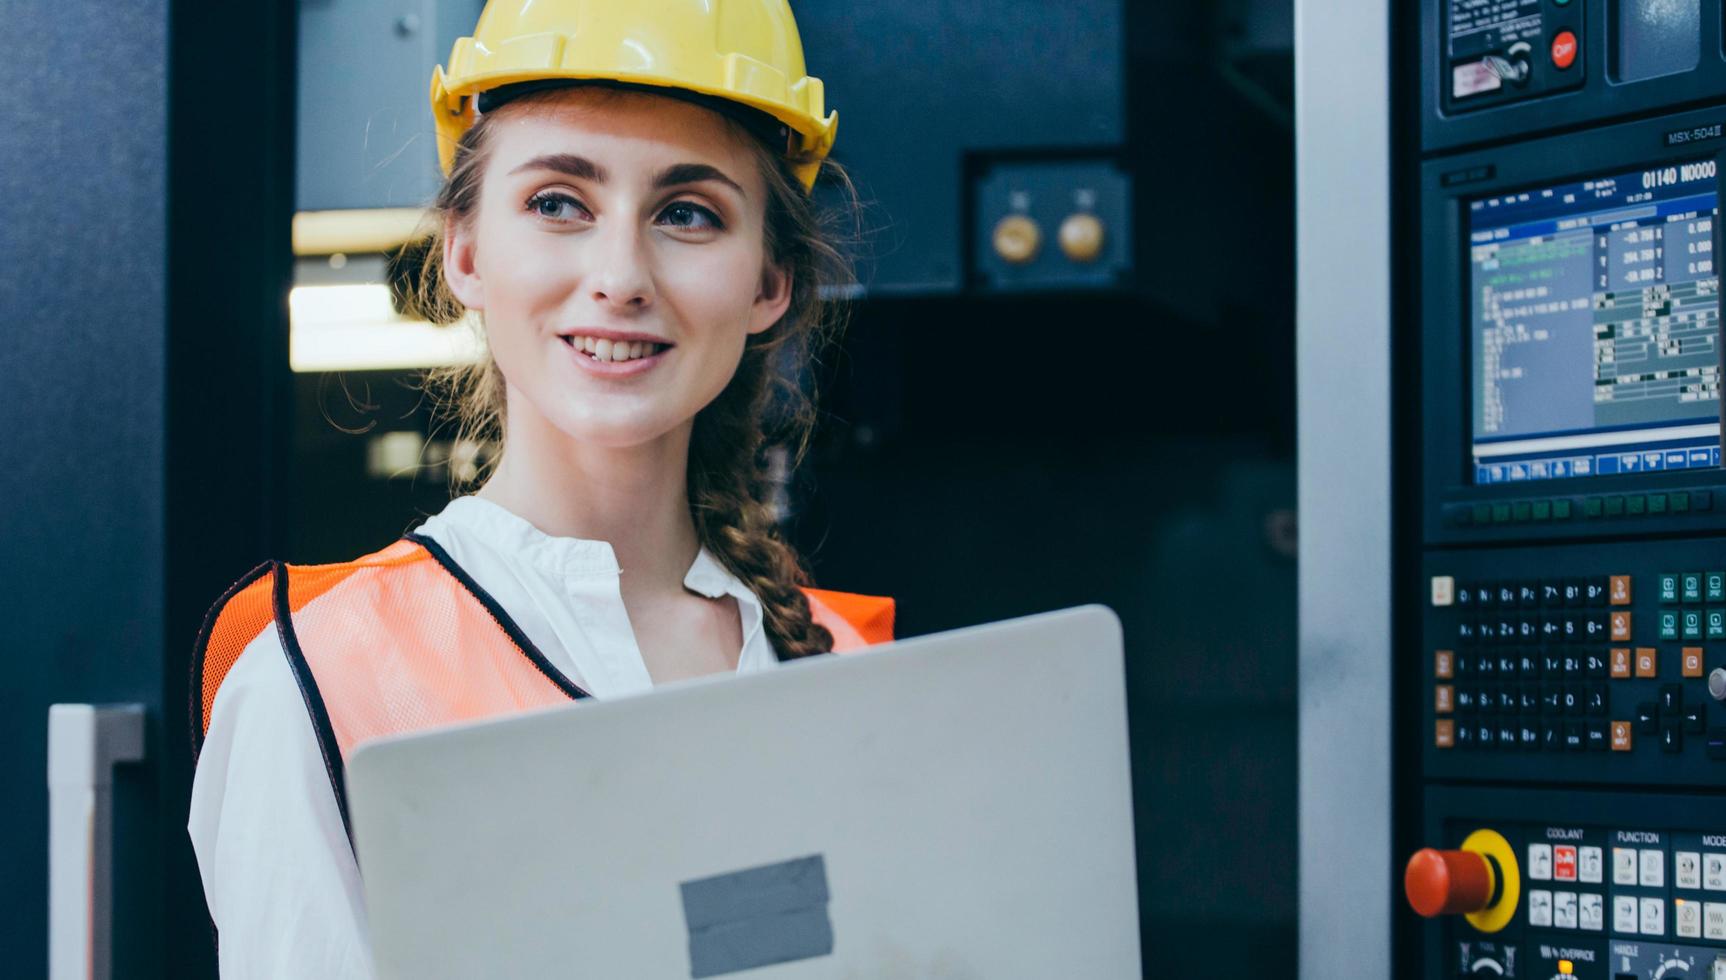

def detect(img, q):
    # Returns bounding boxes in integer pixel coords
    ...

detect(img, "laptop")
[346,605,1140,979]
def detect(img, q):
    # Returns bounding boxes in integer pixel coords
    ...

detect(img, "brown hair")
[392,89,858,660]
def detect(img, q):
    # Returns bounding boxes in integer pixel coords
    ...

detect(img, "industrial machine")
[1398,2,1726,976]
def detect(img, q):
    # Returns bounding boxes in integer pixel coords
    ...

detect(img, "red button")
[1405,848,1494,917]
[1551,30,1578,70]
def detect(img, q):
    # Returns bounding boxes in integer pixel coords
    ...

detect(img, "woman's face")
[443,89,790,450]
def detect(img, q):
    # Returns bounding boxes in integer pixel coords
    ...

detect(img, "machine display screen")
[1469,159,1722,484]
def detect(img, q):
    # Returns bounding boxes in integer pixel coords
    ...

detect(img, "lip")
[558,332,672,377]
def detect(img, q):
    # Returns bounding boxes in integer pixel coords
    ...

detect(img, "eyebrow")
[508,154,745,197]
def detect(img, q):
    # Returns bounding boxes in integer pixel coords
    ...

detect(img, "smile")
[560,334,671,363]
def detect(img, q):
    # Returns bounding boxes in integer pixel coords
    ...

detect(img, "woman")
[188,2,892,975]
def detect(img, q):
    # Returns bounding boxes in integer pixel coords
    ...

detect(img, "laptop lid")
[347,605,1140,979]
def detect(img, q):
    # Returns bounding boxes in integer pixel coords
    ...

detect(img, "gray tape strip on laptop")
[680,854,835,978]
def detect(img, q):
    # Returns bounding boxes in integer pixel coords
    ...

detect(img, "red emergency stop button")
[1405,848,1494,917]
[1551,30,1578,70]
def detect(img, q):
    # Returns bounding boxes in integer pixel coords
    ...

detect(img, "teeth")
[565,335,664,362]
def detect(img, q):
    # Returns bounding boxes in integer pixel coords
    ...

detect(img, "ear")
[441,215,485,312]
[747,260,793,335]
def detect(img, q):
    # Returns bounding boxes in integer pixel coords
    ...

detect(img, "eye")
[658,200,723,232]
[526,191,589,223]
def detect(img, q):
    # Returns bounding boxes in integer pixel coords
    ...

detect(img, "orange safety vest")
[190,533,894,832]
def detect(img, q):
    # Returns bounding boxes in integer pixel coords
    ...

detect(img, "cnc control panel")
[1405,3,1726,977]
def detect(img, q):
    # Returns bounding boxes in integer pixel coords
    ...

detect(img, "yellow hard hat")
[430,0,838,190]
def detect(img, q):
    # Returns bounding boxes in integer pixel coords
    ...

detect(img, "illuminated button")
[1580,846,1603,883]
[1585,497,1604,517]
[1611,720,1634,751]
[1677,851,1703,889]
[991,214,1042,265]
[1579,892,1604,931]
[1554,499,1573,519]
[1494,502,1513,522]
[1436,649,1455,679]
[1661,609,1681,640]
[1706,901,1726,940]
[1642,848,1667,887]
[1436,685,1455,713]
[1606,496,1625,517]
[1685,609,1704,640]
[1614,894,1639,933]
[1684,648,1705,679]
[1650,493,1669,514]
[1529,843,1554,880]
[1555,890,1579,928]
[1628,494,1647,515]
[1710,609,1726,640]
[1611,611,1632,642]
[1641,895,1665,935]
[1528,888,1553,926]
[1056,213,1106,263]
[1554,845,1578,880]
[1533,500,1552,521]
[1436,718,1456,748]
[1685,572,1705,603]
[1551,29,1578,70]
[1673,491,1691,512]
[1678,898,1702,938]
[1611,648,1633,678]
[1706,853,1726,890]
[1708,572,1725,603]
[1432,575,1455,606]
[1615,847,1640,885]
[1610,575,1633,605]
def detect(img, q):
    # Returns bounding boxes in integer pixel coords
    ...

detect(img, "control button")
[1711,667,1726,702]
[1550,29,1578,70]
[1611,611,1631,642]
[1610,648,1632,679]
[1586,650,1608,678]
[1605,496,1626,517]
[1642,895,1666,936]
[1685,572,1705,603]
[1663,722,1684,753]
[1628,494,1648,516]
[1404,847,1494,916]
[1432,576,1455,606]
[1500,651,1521,678]
[1519,651,1541,677]
[1678,898,1703,938]
[1493,502,1513,523]
[1708,571,1725,603]
[1642,848,1666,887]
[1519,721,1540,749]
[1436,649,1455,679]
[1565,721,1585,750]
[1436,718,1456,748]
[1706,901,1726,940]
[1533,500,1552,521]
[1514,501,1532,521]
[1615,894,1640,933]
[1580,846,1602,883]
[1519,583,1539,606]
[1474,503,1493,525]
[1579,891,1604,931]
[1499,583,1518,607]
[1710,609,1726,640]
[1529,843,1554,880]
[1436,684,1455,713]
[1636,648,1658,679]
[1661,684,1684,713]
[1585,497,1604,518]
[1615,847,1640,885]
[1661,609,1681,640]
[1673,490,1692,512]
[1499,720,1519,747]
[1685,609,1705,641]
[1706,853,1726,890]
[1700,490,1715,510]
[1636,702,1659,735]
[1662,573,1682,603]
[1056,212,1105,263]
[1528,888,1553,927]
[1678,851,1703,890]
[1685,704,1707,734]
[1543,720,1562,750]
[1520,683,1541,714]
[1685,648,1705,679]
[1611,720,1633,751]
[1651,493,1670,514]
[1586,720,1608,750]
[1554,499,1573,519]
[991,214,1042,265]
[1554,845,1578,881]
[1541,581,1563,606]
[1554,889,1579,928]
[1587,684,1608,715]
[1610,575,1633,606]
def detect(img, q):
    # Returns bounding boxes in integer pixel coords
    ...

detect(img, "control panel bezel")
[1421,0,1726,153]
[1420,107,1726,547]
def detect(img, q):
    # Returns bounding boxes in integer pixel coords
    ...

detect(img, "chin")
[548,407,688,450]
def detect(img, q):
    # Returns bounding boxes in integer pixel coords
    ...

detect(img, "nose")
[585,220,654,313]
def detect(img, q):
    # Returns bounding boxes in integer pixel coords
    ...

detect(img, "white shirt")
[188,495,780,979]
